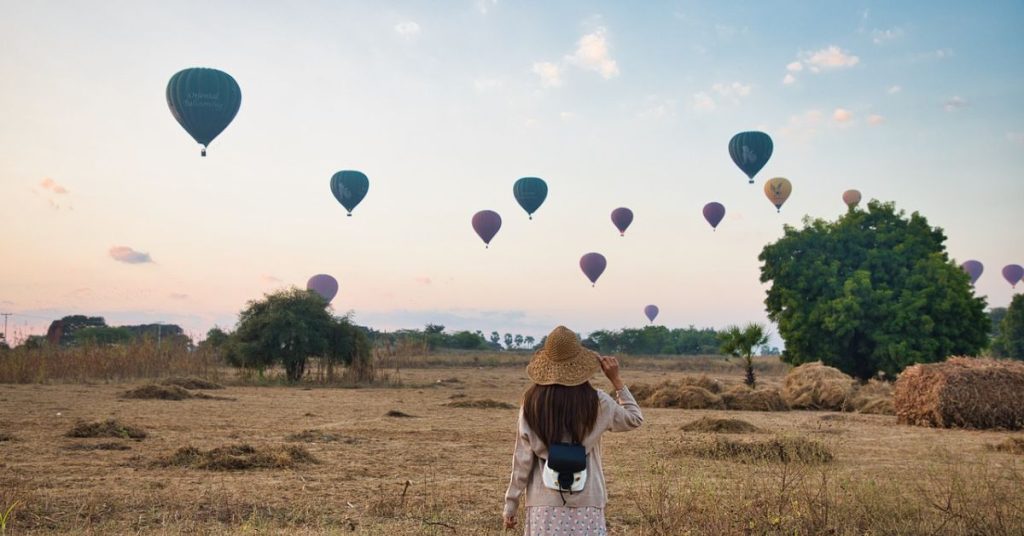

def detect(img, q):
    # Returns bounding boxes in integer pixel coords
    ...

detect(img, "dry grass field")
[2,352,1023,535]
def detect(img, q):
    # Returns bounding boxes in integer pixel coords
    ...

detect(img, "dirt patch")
[443,399,516,409]
[385,410,416,418]
[721,385,789,412]
[286,430,358,444]
[683,436,833,464]
[782,362,856,410]
[161,377,224,390]
[987,437,1024,455]
[67,419,147,440]
[681,417,761,434]
[156,444,317,471]
[64,441,132,451]
[895,357,1024,430]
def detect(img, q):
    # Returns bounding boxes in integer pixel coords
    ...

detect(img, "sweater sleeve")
[607,386,644,432]
[503,409,534,519]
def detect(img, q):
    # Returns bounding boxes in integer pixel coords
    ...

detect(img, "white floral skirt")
[524,506,607,535]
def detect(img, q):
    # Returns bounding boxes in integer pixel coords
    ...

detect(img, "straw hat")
[527,326,601,386]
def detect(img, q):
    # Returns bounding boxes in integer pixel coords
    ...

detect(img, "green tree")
[504,333,513,350]
[514,334,524,349]
[525,336,536,349]
[490,331,501,346]
[201,327,230,349]
[718,323,769,387]
[989,307,1008,340]
[992,295,1024,359]
[759,200,989,379]
[75,326,134,345]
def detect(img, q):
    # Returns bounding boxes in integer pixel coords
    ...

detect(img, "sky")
[1,1,1023,345]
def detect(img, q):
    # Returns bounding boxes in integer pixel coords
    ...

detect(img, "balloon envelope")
[703,202,726,230]
[472,210,502,247]
[330,170,370,216]
[580,253,607,286]
[843,189,862,209]
[1003,264,1024,288]
[513,177,548,219]
[961,260,984,285]
[166,68,241,156]
[306,274,338,303]
[611,207,634,236]
[764,177,792,212]
[644,305,659,323]
[728,131,773,183]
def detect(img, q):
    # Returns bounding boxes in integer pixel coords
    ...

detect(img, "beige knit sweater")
[503,386,643,518]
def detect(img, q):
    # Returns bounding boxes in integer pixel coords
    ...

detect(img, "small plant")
[0,500,20,535]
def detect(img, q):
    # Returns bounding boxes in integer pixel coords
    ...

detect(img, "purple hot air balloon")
[611,207,634,236]
[644,305,659,323]
[306,274,339,303]
[579,253,607,287]
[472,210,502,248]
[1003,264,1024,288]
[960,260,984,285]
[703,202,725,231]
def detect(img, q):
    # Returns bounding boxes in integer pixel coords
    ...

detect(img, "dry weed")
[442,399,516,409]
[161,376,224,390]
[681,417,761,434]
[156,444,317,471]
[66,419,146,440]
[682,435,834,464]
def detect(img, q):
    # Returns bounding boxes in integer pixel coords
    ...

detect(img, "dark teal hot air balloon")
[728,131,773,183]
[513,177,548,220]
[330,170,370,216]
[166,68,241,156]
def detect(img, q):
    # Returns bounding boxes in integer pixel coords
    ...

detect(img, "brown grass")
[156,444,317,471]
[285,430,357,444]
[682,436,834,464]
[385,410,416,418]
[63,441,132,451]
[442,399,516,409]
[720,385,789,411]
[782,362,856,410]
[680,417,761,434]
[988,437,1024,455]
[895,357,1024,429]
[161,376,224,390]
[66,419,147,440]
[121,384,193,400]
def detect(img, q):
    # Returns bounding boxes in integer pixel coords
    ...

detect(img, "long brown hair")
[522,382,599,446]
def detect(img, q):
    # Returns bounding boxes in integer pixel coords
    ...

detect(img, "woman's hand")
[598,355,625,391]
[503,514,517,529]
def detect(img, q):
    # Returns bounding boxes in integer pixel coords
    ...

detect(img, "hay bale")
[847,380,895,415]
[676,375,724,394]
[161,377,224,390]
[683,436,833,464]
[721,385,789,412]
[67,419,147,440]
[443,399,516,409]
[122,384,192,400]
[894,357,1024,430]
[158,444,317,471]
[782,362,856,410]
[681,417,761,434]
[647,385,725,409]
[987,437,1024,455]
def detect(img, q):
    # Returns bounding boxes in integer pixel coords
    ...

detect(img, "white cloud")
[637,95,676,119]
[40,177,68,194]
[1008,132,1024,146]
[783,73,797,85]
[394,21,421,39]
[109,246,152,264]
[559,111,575,120]
[833,108,853,123]
[871,27,903,44]
[786,61,803,72]
[476,0,498,14]
[260,274,282,284]
[473,77,501,92]
[867,114,885,125]
[712,81,751,98]
[779,109,824,141]
[691,92,715,112]
[802,45,860,72]
[944,96,968,112]
[911,48,954,62]
[532,61,562,88]
[887,85,902,94]
[567,27,619,79]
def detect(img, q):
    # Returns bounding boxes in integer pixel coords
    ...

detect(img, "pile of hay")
[158,444,317,471]
[161,377,224,390]
[721,385,789,412]
[385,410,415,418]
[647,385,725,409]
[67,419,147,440]
[894,357,1024,429]
[681,417,761,434]
[122,384,232,401]
[987,437,1024,455]
[64,441,131,451]
[443,399,516,409]
[627,376,722,403]
[847,379,894,415]
[286,430,356,444]
[683,436,833,464]
[782,362,857,410]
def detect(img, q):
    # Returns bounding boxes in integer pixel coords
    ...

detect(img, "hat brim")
[526,347,601,386]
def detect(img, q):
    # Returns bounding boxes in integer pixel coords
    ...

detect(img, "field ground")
[1,356,1022,534]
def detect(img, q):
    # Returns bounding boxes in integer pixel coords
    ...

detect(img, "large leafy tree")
[992,294,1024,359]
[718,323,769,387]
[759,200,988,379]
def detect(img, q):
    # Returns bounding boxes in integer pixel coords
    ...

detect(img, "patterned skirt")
[524,506,607,535]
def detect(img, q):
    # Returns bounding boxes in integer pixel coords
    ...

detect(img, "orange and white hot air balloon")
[763,177,792,213]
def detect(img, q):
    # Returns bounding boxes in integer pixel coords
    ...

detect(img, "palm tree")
[718,323,769,388]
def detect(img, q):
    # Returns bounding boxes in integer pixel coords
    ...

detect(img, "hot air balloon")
[1004,264,1024,288]
[764,178,792,213]
[472,210,502,248]
[166,68,242,156]
[330,170,369,216]
[580,253,607,287]
[728,131,773,183]
[306,274,338,303]
[703,202,725,231]
[960,260,984,285]
[644,305,659,323]
[611,207,634,236]
[513,177,547,220]
[843,189,862,209]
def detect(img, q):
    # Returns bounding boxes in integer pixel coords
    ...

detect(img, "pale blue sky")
[1,1,1022,343]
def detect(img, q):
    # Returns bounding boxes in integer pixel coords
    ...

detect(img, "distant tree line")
[582,325,723,355]
[17,315,188,349]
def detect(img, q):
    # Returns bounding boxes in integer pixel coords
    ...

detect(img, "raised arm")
[598,354,644,432]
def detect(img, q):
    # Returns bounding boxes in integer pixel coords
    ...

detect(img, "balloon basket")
[201,147,207,157]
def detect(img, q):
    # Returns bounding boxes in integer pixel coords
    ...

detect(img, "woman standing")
[503,326,644,534]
